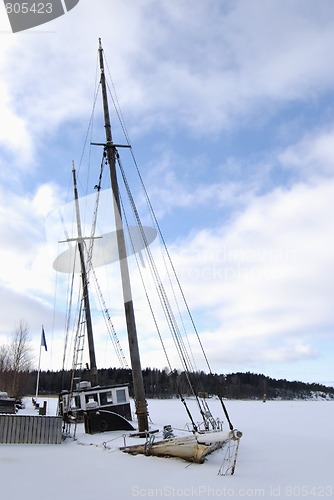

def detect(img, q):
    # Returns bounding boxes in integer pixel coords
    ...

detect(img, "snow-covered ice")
[1,397,333,499]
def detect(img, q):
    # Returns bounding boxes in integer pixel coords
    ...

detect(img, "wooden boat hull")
[121,429,242,464]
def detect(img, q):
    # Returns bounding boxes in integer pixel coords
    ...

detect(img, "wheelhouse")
[59,381,132,422]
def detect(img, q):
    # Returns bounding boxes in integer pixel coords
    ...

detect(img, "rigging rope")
[69,298,85,393]
[61,224,78,375]
[90,264,129,369]
[102,52,235,430]
[118,141,234,429]
[104,58,131,146]
[116,150,211,429]
[102,72,211,372]
[118,188,173,374]
[83,152,129,369]
[116,151,195,376]
[78,61,100,174]
[62,151,129,402]
[104,52,200,378]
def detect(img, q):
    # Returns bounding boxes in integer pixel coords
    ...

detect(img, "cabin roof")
[61,383,129,395]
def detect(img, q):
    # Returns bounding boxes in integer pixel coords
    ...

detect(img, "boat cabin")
[59,381,132,423]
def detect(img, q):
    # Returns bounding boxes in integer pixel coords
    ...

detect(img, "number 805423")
[5,3,53,14]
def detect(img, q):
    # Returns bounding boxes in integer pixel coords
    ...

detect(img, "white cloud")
[62,176,333,376]
[0,182,64,340]
[0,81,33,166]
[1,0,334,382]
[2,0,334,171]
[163,179,334,370]
[279,126,334,177]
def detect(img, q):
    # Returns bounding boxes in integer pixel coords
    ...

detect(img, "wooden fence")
[0,415,62,444]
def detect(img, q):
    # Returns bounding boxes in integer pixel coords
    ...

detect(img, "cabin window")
[85,393,98,404]
[99,391,113,406]
[116,389,127,403]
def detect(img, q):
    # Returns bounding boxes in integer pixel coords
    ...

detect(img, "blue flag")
[41,327,47,351]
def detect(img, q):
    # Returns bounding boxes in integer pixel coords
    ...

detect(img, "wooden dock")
[0,414,62,444]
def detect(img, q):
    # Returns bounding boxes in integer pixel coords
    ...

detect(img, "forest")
[1,323,333,400]
[2,366,333,401]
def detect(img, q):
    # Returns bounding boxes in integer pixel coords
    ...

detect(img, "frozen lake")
[1,397,333,499]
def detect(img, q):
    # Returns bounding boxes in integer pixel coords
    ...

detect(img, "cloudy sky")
[1,0,334,385]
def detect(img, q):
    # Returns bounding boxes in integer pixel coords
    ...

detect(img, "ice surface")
[1,397,333,499]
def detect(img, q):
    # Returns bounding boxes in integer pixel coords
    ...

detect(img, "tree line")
[3,366,334,401]
[1,322,333,400]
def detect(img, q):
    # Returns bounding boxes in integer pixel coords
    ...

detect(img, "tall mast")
[98,38,148,432]
[72,162,98,387]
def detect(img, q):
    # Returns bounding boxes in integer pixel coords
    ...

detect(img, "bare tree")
[8,320,34,398]
[0,344,10,372]
[0,344,11,391]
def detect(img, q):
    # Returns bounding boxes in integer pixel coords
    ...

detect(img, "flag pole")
[35,326,46,401]
[35,336,42,401]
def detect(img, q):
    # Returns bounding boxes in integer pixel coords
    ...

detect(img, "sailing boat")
[56,39,242,466]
